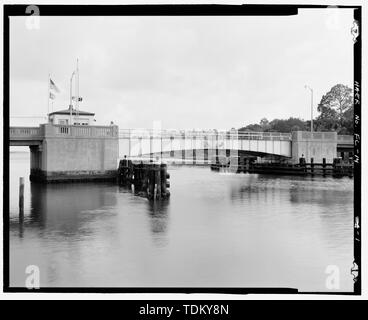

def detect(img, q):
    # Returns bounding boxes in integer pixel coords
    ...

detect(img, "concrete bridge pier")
[29,144,44,178]
[24,124,120,183]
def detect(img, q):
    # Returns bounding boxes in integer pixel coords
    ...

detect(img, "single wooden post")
[310,157,314,176]
[349,163,354,178]
[215,132,219,166]
[148,169,154,199]
[161,164,167,196]
[19,177,24,215]
[154,184,157,200]
[245,158,249,173]
[204,136,208,165]
[333,157,342,177]
[322,157,326,176]
[142,167,148,195]
[156,165,161,198]
[165,170,170,197]
[299,157,306,174]
[182,133,186,165]
[150,135,153,162]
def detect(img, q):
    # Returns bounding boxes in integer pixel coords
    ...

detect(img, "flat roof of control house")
[49,108,95,116]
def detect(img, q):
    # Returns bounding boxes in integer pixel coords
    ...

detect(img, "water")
[9,152,354,291]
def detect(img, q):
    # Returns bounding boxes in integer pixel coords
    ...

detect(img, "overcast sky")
[10,8,354,129]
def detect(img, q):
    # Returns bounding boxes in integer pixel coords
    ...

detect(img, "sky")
[9,8,354,130]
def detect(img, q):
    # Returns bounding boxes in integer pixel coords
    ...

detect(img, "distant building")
[48,105,95,125]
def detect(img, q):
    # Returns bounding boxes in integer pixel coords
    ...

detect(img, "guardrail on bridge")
[119,129,292,141]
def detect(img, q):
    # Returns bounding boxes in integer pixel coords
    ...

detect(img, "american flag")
[50,78,60,93]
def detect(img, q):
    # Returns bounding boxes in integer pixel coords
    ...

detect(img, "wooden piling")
[148,169,154,199]
[322,158,326,176]
[156,165,161,199]
[19,177,24,214]
[150,136,153,162]
[310,157,314,176]
[193,136,196,165]
[142,168,148,195]
[182,133,186,164]
[161,164,167,195]
[153,184,157,200]
[204,136,208,164]
[118,161,170,200]
[210,155,352,178]
[245,158,249,173]
[299,157,306,174]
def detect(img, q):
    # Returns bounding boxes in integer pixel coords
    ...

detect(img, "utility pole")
[305,85,314,132]
[70,70,76,125]
[76,58,79,119]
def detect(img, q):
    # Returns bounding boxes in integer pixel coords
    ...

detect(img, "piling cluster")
[210,155,353,178]
[118,159,170,200]
[298,157,353,177]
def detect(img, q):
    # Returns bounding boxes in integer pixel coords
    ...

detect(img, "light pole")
[69,71,76,125]
[304,85,314,132]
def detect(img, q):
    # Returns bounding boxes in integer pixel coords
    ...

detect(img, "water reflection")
[117,183,170,245]
[11,182,118,240]
[229,172,353,253]
[9,155,354,290]
[288,179,353,206]
[146,199,170,235]
[230,174,353,208]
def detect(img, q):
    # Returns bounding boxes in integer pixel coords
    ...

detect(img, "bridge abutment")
[291,131,337,164]
[28,124,119,183]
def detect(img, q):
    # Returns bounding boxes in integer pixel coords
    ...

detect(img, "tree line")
[239,84,353,134]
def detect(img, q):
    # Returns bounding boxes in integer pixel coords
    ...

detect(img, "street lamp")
[69,71,76,125]
[304,85,314,132]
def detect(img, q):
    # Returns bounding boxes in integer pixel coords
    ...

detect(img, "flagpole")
[70,71,75,126]
[47,73,50,119]
[76,58,79,119]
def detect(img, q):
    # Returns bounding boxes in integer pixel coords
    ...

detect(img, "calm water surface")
[9,152,354,291]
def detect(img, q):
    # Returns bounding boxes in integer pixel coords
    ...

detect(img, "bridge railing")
[10,127,42,139]
[237,132,291,141]
[48,124,119,137]
[118,129,292,141]
[337,135,354,144]
[10,124,119,140]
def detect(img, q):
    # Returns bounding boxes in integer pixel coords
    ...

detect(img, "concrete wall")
[291,131,337,164]
[30,124,119,182]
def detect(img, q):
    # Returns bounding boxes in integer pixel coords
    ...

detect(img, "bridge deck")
[10,127,43,146]
[9,126,353,153]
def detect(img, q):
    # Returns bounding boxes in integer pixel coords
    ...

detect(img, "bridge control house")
[10,106,119,182]
[48,106,95,126]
